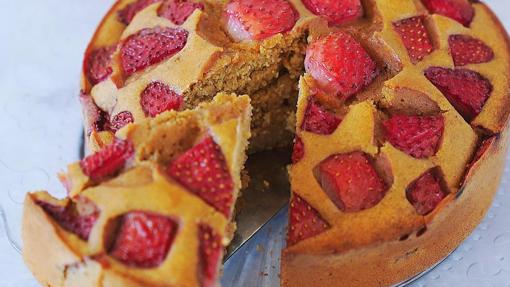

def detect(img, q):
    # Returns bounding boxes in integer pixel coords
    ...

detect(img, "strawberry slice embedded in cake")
[305,31,378,99]
[80,138,134,182]
[301,0,363,26]
[108,211,178,268]
[421,0,474,27]
[198,224,223,287]
[287,194,329,246]
[291,136,305,164]
[224,0,298,42]
[80,92,110,135]
[120,27,188,77]
[167,136,235,216]
[313,152,388,212]
[84,46,115,85]
[406,169,448,215]
[36,198,99,241]
[393,16,434,63]
[110,111,134,132]
[140,81,183,117]
[301,97,342,135]
[158,0,205,25]
[425,67,492,121]
[449,34,494,66]
[118,0,161,25]
[383,114,444,159]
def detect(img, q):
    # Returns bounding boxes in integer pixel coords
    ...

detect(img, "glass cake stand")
[1,0,510,286]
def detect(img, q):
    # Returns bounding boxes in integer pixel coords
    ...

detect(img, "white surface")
[0,1,509,286]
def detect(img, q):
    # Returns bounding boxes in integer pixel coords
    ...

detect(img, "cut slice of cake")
[22,93,251,287]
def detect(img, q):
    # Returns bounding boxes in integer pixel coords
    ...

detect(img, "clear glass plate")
[1,1,510,286]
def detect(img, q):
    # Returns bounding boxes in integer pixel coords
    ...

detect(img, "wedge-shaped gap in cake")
[406,167,448,216]
[313,151,390,212]
[105,211,179,268]
[424,67,493,122]
[287,193,330,246]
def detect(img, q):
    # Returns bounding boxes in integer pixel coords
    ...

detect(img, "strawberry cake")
[23,94,252,286]
[22,0,510,286]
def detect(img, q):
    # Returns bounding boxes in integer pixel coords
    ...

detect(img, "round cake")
[22,0,510,286]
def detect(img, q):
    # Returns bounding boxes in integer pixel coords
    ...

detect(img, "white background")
[0,1,509,286]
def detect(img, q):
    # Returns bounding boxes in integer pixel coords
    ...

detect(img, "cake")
[22,94,252,286]
[22,0,510,286]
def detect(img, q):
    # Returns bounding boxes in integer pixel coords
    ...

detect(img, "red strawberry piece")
[140,81,183,117]
[167,136,234,216]
[406,170,447,215]
[313,152,387,212]
[110,111,134,132]
[224,0,298,42]
[425,67,492,121]
[287,194,329,246]
[301,97,341,135]
[305,31,377,99]
[449,34,494,66]
[421,0,474,27]
[301,0,362,26]
[198,224,222,287]
[80,139,134,182]
[118,0,161,25]
[291,136,305,164]
[472,136,496,165]
[109,211,178,268]
[121,27,188,77]
[84,46,115,85]
[393,16,434,63]
[79,92,110,135]
[36,198,99,240]
[383,114,444,159]
[158,0,204,25]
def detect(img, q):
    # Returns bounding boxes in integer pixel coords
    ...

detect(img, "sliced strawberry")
[198,224,222,287]
[109,211,178,268]
[301,0,362,26]
[406,170,447,215]
[121,27,188,77]
[36,198,99,241]
[313,152,387,212]
[167,136,234,216]
[425,67,492,121]
[287,194,329,246]
[462,135,497,185]
[158,0,204,25]
[393,16,434,63]
[449,34,494,66]
[118,0,161,25]
[383,114,444,159]
[291,136,305,164]
[301,97,342,135]
[84,46,115,85]
[224,0,298,42]
[421,0,474,27]
[140,81,183,117]
[305,31,377,99]
[80,92,109,135]
[80,139,134,182]
[110,111,134,132]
